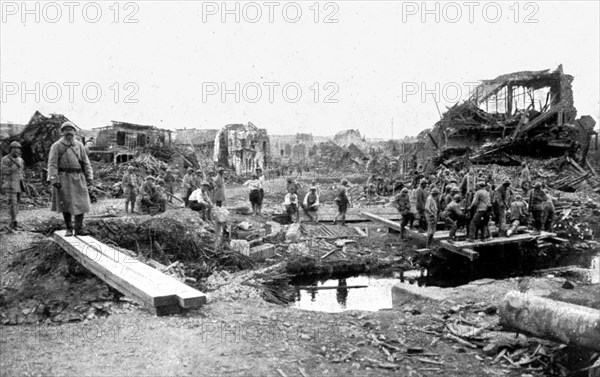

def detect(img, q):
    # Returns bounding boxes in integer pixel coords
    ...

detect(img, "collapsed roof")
[429,65,596,165]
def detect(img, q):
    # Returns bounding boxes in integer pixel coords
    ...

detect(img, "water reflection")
[292,276,395,313]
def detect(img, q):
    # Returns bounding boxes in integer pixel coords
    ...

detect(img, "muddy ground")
[1,177,599,377]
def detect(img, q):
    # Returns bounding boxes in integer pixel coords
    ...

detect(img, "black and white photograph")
[1,1,599,376]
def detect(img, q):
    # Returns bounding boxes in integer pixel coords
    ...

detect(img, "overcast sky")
[1,1,598,139]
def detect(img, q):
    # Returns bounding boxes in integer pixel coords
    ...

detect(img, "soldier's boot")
[74,214,85,236]
[63,213,73,236]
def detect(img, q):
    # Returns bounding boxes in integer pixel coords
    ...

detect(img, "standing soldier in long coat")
[213,168,226,207]
[47,122,93,236]
[1,141,25,229]
[415,178,428,232]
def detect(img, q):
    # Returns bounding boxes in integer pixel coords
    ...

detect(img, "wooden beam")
[360,212,402,231]
[75,235,206,309]
[455,247,479,261]
[301,206,402,223]
[53,231,178,309]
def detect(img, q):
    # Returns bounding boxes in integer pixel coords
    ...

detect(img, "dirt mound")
[0,236,120,325]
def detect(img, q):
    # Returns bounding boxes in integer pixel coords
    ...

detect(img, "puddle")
[291,275,397,313]
[289,248,600,313]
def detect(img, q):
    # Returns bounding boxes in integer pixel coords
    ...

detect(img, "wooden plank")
[53,231,178,308]
[76,236,206,309]
[360,212,402,231]
[455,248,479,261]
[300,206,402,222]
[439,232,556,258]
[585,159,598,177]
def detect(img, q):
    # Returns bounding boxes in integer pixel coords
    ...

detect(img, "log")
[499,291,600,351]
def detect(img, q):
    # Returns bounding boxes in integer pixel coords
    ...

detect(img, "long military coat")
[47,137,93,215]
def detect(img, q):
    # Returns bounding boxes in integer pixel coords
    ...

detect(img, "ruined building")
[1,111,78,165]
[214,122,270,174]
[174,128,219,158]
[95,121,172,150]
[426,65,596,165]
[270,133,314,163]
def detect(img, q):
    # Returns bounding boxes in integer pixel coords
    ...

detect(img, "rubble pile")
[0,239,122,325]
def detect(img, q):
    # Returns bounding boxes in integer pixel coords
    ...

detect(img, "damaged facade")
[426,65,596,166]
[174,128,219,158]
[94,121,172,150]
[214,122,270,174]
[270,133,315,163]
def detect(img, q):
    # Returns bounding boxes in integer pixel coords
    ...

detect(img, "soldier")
[494,179,512,236]
[213,168,226,207]
[425,188,440,248]
[442,194,465,242]
[189,181,213,221]
[243,174,262,216]
[138,176,166,211]
[47,122,93,236]
[541,197,555,232]
[459,168,477,238]
[121,166,139,214]
[286,177,301,195]
[1,141,25,230]
[302,186,320,222]
[439,184,453,216]
[155,178,168,212]
[333,179,351,226]
[519,162,531,194]
[467,180,491,242]
[182,168,195,206]
[163,168,175,202]
[506,194,528,237]
[415,178,428,232]
[256,167,265,210]
[284,186,300,223]
[393,187,414,239]
[528,182,548,234]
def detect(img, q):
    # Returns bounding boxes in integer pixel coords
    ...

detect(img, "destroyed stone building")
[174,128,219,158]
[270,133,315,163]
[424,65,596,167]
[90,121,173,163]
[333,129,368,150]
[214,122,270,174]
[95,121,172,149]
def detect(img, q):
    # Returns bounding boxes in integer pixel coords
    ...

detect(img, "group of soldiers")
[280,176,351,226]
[1,122,96,235]
[392,163,555,247]
[120,165,227,221]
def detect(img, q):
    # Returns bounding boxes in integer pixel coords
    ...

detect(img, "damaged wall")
[95,121,172,150]
[214,122,270,174]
